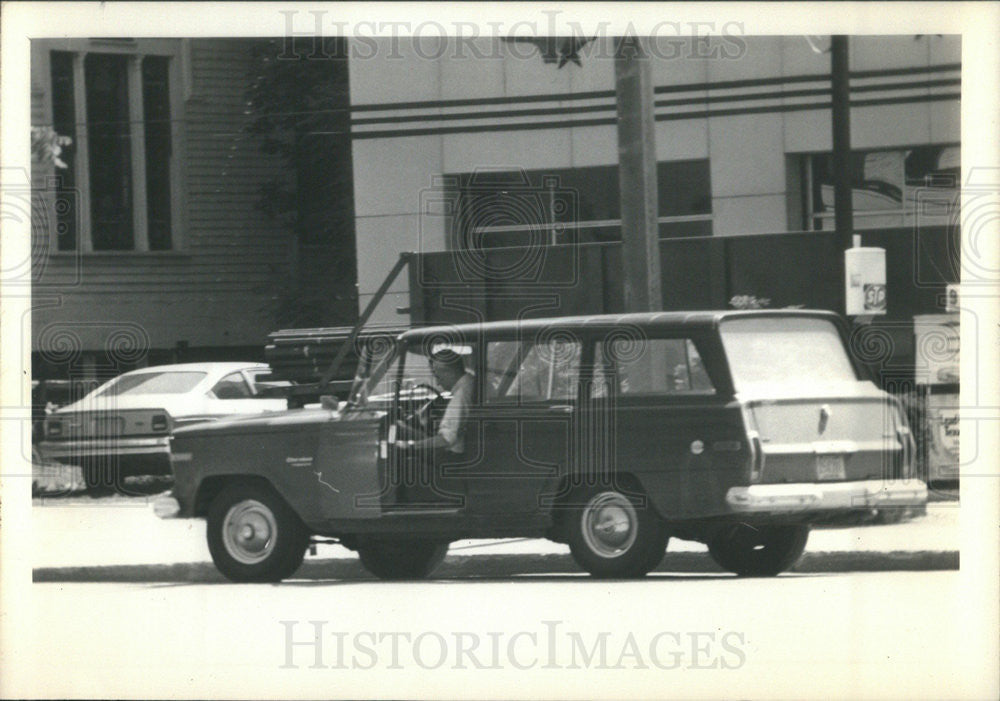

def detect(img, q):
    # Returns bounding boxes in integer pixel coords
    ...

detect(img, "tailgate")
[746,395,907,484]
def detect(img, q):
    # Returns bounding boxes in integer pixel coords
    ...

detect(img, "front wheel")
[206,482,309,582]
[566,487,669,578]
[708,524,809,577]
[357,539,449,580]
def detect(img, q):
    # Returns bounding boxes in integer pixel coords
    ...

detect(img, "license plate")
[816,454,846,481]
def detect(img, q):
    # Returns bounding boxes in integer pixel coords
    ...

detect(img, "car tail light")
[747,430,764,483]
[151,414,169,432]
[47,421,62,436]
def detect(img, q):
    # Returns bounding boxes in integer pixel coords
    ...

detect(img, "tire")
[357,539,449,580]
[206,482,310,583]
[708,524,809,577]
[566,486,669,578]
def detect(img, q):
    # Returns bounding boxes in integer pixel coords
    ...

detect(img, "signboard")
[844,246,887,316]
[925,392,960,483]
[913,314,960,385]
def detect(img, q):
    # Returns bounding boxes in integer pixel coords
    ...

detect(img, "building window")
[797,145,959,232]
[44,42,179,252]
[446,160,712,251]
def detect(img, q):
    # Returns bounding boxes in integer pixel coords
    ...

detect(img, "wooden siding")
[31,39,293,352]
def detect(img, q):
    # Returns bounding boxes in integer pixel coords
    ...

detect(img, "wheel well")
[193,474,277,517]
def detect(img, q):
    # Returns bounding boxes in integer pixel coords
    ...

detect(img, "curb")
[33,549,959,584]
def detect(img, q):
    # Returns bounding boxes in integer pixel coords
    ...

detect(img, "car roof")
[116,362,267,379]
[400,309,842,341]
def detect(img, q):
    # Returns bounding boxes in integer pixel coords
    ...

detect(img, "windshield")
[94,371,207,397]
[720,317,857,392]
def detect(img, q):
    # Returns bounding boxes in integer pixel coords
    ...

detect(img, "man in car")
[393,349,474,504]
[395,349,473,452]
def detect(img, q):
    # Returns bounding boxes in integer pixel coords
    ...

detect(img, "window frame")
[33,38,188,254]
[793,144,959,233]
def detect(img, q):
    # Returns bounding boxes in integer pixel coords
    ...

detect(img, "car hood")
[171,406,386,438]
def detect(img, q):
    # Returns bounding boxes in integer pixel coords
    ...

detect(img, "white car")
[39,363,287,489]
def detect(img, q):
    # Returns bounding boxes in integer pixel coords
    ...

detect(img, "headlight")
[46,421,62,436]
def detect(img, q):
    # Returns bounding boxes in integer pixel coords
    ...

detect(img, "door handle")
[548,405,573,413]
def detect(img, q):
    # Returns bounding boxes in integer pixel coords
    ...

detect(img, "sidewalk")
[32,498,959,572]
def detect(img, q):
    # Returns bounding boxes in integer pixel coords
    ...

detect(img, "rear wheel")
[566,486,669,578]
[708,524,809,577]
[206,482,309,582]
[357,539,449,580]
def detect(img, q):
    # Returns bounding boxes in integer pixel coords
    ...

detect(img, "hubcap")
[222,499,278,564]
[581,492,638,558]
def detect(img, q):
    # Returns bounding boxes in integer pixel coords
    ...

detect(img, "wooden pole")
[615,36,662,313]
[831,36,853,314]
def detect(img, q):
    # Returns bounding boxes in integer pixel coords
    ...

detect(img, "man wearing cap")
[393,349,474,505]
[396,349,474,454]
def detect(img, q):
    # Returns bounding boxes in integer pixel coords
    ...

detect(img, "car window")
[720,317,857,391]
[498,339,581,402]
[94,371,207,397]
[370,345,476,400]
[210,372,253,399]
[594,338,714,396]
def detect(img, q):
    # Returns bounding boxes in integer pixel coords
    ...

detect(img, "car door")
[461,335,580,516]
[586,332,746,520]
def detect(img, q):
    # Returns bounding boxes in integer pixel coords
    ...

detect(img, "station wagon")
[155,310,927,581]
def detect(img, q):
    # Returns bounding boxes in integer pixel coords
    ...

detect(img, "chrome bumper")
[38,436,170,459]
[726,479,928,513]
[153,496,181,519]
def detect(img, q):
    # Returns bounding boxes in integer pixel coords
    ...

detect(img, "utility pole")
[831,35,854,312]
[615,36,662,313]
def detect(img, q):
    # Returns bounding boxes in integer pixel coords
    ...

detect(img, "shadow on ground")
[33,550,959,585]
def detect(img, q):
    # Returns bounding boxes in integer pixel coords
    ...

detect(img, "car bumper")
[152,496,182,519]
[39,436,170,458]
[726,479,928,513]
[37,437,172,475]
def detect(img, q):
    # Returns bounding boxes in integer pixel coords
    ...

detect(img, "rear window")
[94,371,207,397]
[720,317,857,391]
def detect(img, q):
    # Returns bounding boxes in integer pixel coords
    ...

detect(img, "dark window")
[594,338,713,396]
[447,160,712,251]
[493,339,581,402]
[85,53,134,250]
[142,56,172,250]
[50,51,77,251]
[210,372,254,399]
[802,146,959,232]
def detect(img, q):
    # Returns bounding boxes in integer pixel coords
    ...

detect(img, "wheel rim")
[222,499,278,565]
[581,492,638,558]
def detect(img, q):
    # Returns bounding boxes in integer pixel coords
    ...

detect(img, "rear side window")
[594,338,713,396]
[210,372,254,399]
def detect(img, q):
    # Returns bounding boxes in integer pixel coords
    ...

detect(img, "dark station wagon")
[156,310,927,582]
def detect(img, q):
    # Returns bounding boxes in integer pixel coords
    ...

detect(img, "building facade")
[347,35,960,324]
[30,38,300,382]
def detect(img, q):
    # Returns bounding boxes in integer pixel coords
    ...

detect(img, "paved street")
[18,487,973,700]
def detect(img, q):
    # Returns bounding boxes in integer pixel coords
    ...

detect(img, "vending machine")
[913,308,960,485]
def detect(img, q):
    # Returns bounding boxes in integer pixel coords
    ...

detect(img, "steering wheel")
[397,383,446,437]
